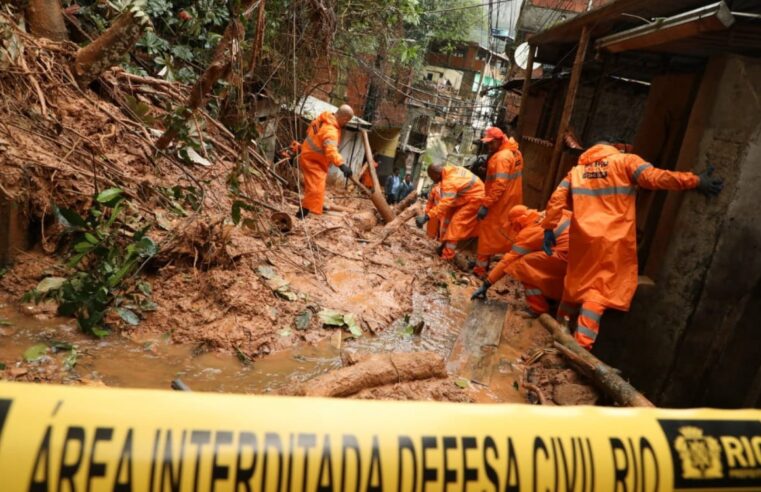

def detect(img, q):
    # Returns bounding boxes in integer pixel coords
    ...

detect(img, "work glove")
[696,165,723,196]
[477,206,489,220]
[471,280,492,300]
[543,229,556,256]
[339,164,353,179]
[415,215,430,229]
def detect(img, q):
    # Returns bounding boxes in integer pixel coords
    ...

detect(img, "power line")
[422,0,513,15]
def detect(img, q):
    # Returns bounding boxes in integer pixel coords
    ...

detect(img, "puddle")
[0,287,469,395]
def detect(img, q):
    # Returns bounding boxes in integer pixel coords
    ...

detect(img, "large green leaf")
[117,308,140,326]
[35,277,66,293]
[96,188,124,205]
[318,309,345,327]
[344,313,362,337]
[23,343,48,362]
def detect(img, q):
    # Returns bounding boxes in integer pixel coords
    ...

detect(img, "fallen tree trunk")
[300,352,447,397]
[538,314,654,407]
[74,7,151,87]
[394,190,418,213]
[367,203,422,248]
[359,130,394,223]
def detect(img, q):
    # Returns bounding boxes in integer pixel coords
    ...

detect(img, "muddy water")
[0,287,469,394]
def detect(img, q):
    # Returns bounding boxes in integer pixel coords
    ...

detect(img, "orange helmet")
[480,127,506,143]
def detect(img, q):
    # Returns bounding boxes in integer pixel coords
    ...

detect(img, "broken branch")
[538,314,654,407]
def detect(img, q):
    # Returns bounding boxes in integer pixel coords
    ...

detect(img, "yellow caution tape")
[1,382,760,491]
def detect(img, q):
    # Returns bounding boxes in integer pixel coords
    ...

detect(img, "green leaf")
[55,206,87,228]
[96,188,124,205]
[274,286,298,301]
[455,378,470,389]
[84,232,100,244]
[137,281,152,295]
[0,318,11,326]
[318,309,345,327]
[66,252,87,269]
[35,277,66,293]
[344,313,362,337]
[135,237,158,257]
[117,308,140,326]
[63,349,78,370]
[23,343,48,362]
[49,340,73,352]
[294,310,312,330]
[0,362,5,370]
[74,241,93,253]
[91,326,110,338]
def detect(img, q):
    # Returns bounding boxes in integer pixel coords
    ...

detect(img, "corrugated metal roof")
[292,96,371,130]
[529,0,761,65]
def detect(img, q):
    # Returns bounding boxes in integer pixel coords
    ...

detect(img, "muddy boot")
[295,208,309,220]
[435,243,445,256]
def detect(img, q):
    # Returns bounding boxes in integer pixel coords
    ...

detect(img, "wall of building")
[594,55,761,408]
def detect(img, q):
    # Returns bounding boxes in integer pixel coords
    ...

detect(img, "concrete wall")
[594,55,761,408]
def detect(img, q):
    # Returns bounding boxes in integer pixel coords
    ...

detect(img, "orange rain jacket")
[477,137,524,256]
[542,144,700,310]
[425,183,443,239]
[427,166,485,243]
[488,210,572,302]
[298,111,345,214]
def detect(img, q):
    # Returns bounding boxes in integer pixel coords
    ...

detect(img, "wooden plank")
[541,26,591,204]
[448,300,507,386]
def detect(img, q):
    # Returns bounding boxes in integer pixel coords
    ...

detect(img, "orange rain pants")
[488,210,572,314]
[298,111,344,214]
[542,144,700,348]
[426,166,485,260]
[360,161,378,190]
[424,183,444,240]
[475,137,524,275]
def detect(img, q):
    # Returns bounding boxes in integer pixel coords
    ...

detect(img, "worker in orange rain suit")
[359,153,380,190]
[415,163,485,261]
[296,104,355,218]
[424,183,444,240]
[541,142,724,350]
[471,205,576,317]
[474,127,524,277]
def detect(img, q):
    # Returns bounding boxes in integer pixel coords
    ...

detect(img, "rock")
[553,383,599,406]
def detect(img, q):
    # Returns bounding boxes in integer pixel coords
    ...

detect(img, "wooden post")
[359,130,395,223]
[515,43,536,144]
[541,26,591,204]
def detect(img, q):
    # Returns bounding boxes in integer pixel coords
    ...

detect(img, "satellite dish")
[514,42,540,71]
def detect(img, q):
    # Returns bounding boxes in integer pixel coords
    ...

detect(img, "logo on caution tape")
[658,419,761,490]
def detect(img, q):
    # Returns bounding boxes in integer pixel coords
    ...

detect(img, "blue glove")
[543,229,556,256]
[477,206,488,220]
[415,215,430,229]
[471,280,491,300]
[696,164,723,196]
